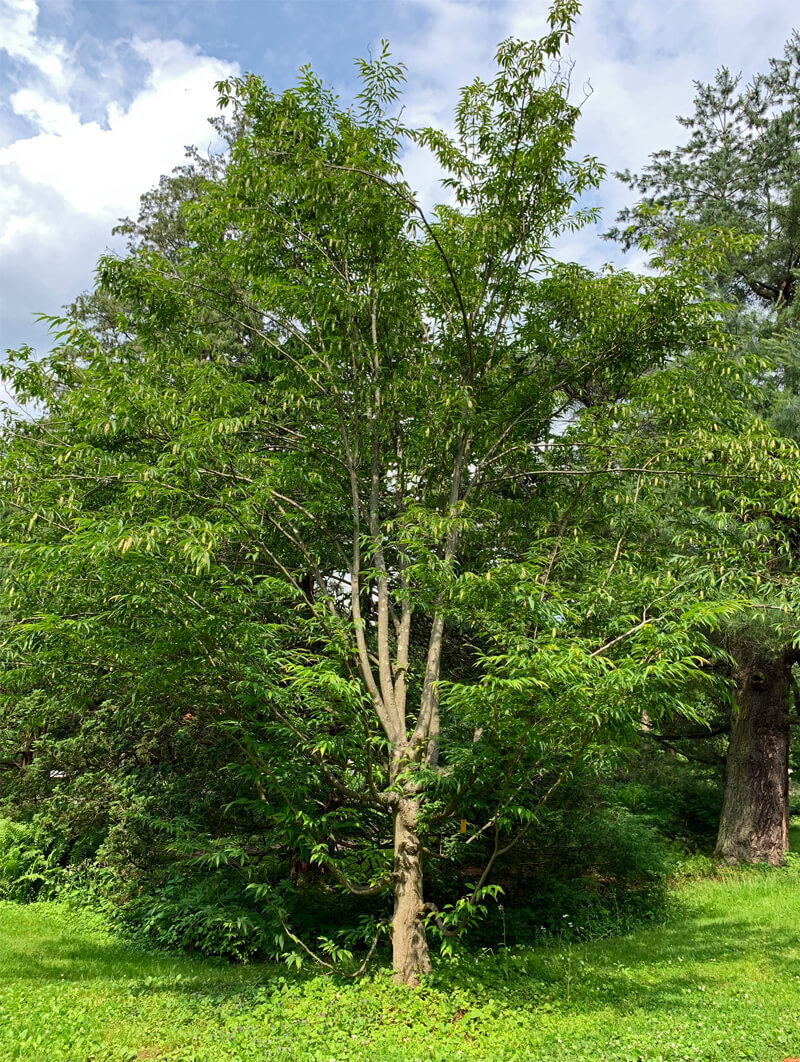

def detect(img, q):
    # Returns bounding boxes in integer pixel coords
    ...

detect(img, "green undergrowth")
[2,866,800,1061]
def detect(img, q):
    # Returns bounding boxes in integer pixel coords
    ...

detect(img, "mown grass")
[1,866,800,1061]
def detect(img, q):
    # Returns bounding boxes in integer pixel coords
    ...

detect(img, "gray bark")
[714,653,791,866]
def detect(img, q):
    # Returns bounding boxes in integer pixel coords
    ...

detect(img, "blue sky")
[1,0,798,360]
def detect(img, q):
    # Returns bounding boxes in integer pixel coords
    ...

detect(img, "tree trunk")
[714,653,790,866]
[391,799,431,985]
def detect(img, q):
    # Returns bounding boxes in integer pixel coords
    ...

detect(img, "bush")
[460,803,673,950]
[117,868,280,961]
[118,866,383,968]
[612,766,722,846]
[455,754,725,953]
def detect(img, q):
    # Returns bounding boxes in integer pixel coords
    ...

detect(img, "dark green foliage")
[118,869,283,963]
[469,807,672,949]
[760,327,800,443]
[0,818,65,902]
[118,867,386,965]
[608,32,800,315]
[613,768,722,848]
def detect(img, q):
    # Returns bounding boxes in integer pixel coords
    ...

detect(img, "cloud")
[3,39,235,219]
[0,0,238,352]
[1,0,797,354]
[0,0,72,91]
[389,0,798,265]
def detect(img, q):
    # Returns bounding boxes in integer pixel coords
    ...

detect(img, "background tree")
[609,32,800,312]
[608,34,800,865]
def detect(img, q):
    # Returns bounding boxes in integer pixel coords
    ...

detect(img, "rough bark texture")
[714,653,791,866]
[391,800,431,986]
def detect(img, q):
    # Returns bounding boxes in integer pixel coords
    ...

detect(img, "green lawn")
[1,868,800,1061]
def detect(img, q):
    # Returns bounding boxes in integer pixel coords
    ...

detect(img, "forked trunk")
[714,654,790,866]
[391,799,431,985]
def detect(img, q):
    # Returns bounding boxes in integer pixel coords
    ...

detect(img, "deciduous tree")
[3,4,793,979]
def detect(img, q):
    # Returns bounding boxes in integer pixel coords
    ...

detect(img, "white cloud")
[389,0,798,264]
[2,40,236,221]
[1,0,797,354]
[0,0,72,90]
[0,0,238,352]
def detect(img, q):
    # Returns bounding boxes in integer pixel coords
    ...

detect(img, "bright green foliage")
[3,3,800,969]
[607,34,800,747]
[3,864,800,1060]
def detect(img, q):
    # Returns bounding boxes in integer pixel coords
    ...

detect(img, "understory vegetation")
[0,753,735,966]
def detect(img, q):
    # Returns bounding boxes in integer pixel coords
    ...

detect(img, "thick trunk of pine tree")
[391,799,431,986]
[714,654,791,866]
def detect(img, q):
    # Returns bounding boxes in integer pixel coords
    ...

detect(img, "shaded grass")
[1,866,800,1061]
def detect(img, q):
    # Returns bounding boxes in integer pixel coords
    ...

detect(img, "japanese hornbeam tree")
[3,3,793,981]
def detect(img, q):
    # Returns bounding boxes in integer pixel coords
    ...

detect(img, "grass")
[1,866,800,1061]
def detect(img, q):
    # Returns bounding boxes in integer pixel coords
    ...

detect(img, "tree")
[608,35,800,865]
[2,3,786,981]
[609,32,800,312]
[0,115,282,905]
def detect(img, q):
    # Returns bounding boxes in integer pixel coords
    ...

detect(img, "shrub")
[117,868,281,962]
[436,798,674,953]
[612,767,722,845]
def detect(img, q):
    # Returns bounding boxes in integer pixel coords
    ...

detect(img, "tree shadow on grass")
[431,911,800,1019]
[0,929,274,993]
[4,892,800,1031]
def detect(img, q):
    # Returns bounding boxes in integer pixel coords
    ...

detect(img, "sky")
[1,0,798,358]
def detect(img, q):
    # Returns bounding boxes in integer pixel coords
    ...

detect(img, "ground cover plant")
[3,863,800,1062]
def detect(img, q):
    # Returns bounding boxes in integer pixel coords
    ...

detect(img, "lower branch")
[422,901,460,937]
[325,859,395,897]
